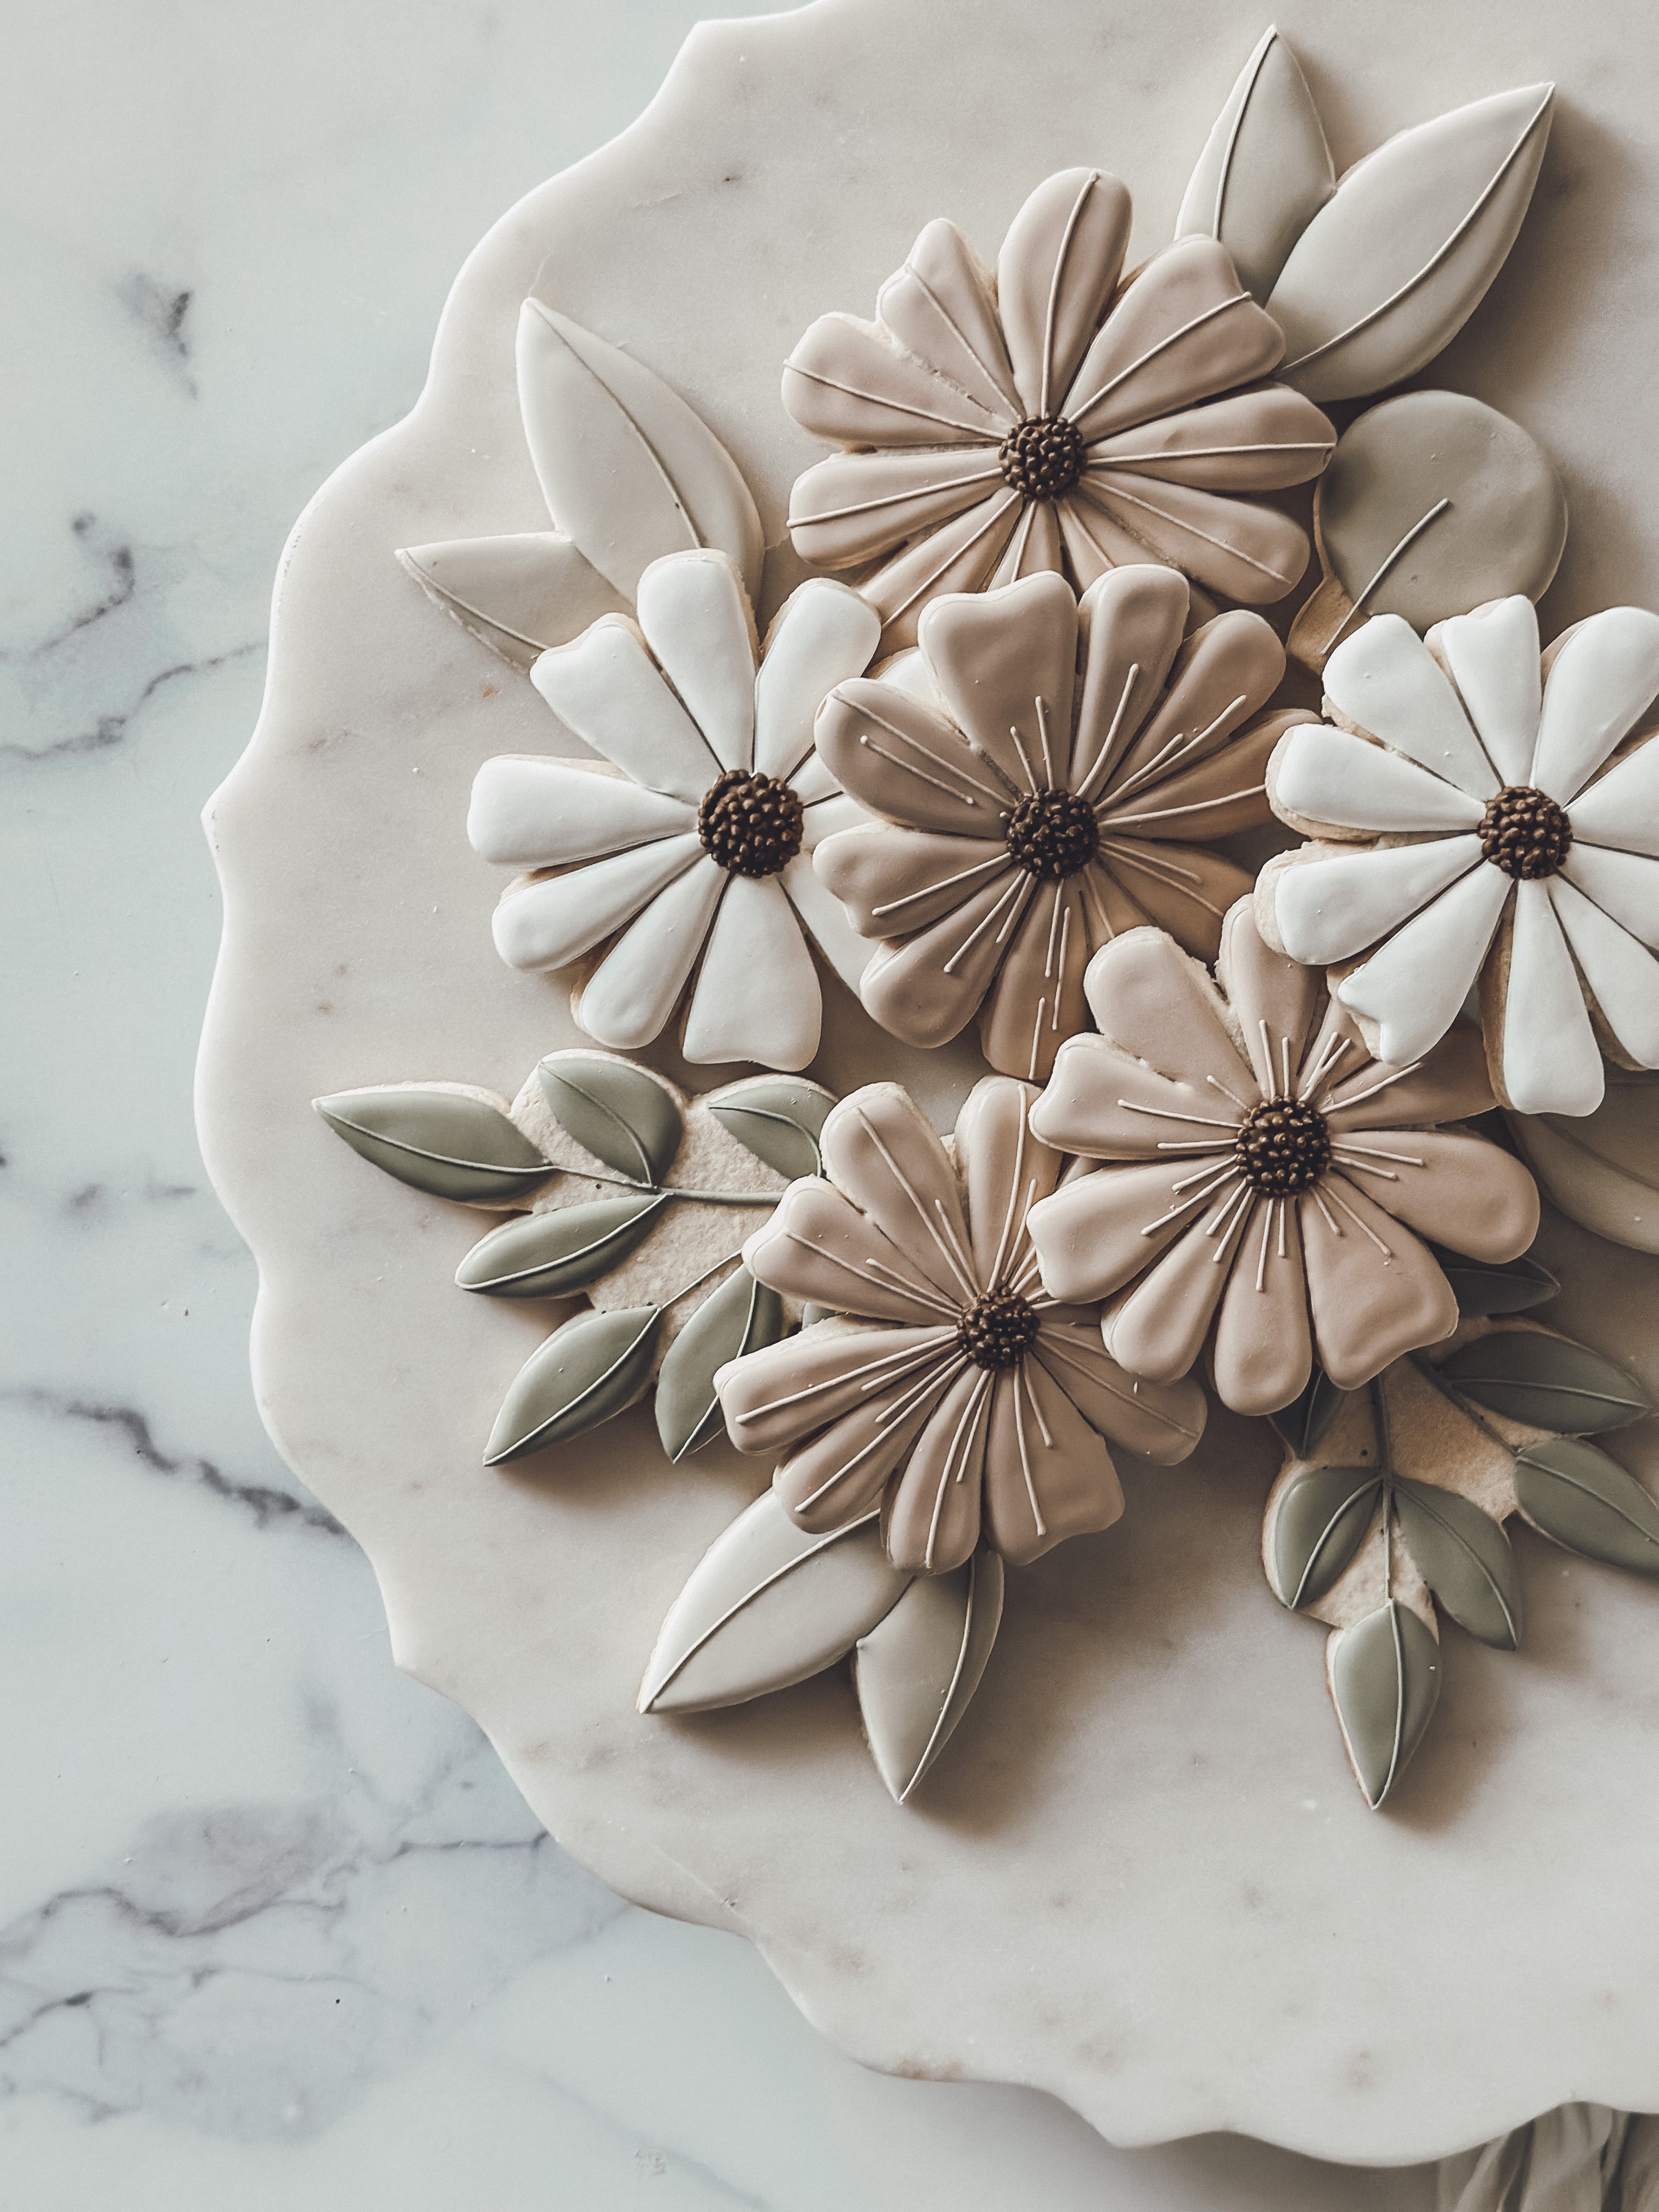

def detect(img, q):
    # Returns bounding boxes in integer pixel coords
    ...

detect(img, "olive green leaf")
[1268,1364,1350,1460]
[1268,1464,1382,1610]
[707,1077,837,1182]
[1513,1437,1659,1575]
[1429,1245,1559,1318]
[1438,1333,1651,1434]
[483,1304,662,1465]
[1392,1477,1521,1649]
[455,1193,668,1299]
[537,1053,682,1187]
[637,1491,912,1714]
[1328,1600,1442,1810]
[654,1266,787,1462]
[315,1088,552,1205]
[854,1548,1005,1804]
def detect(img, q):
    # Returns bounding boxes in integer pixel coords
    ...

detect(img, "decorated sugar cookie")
[1262,596,1659,1117]
[1025,901,1539,1415]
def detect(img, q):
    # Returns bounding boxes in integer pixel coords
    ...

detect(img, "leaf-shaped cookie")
[1267,83,1554,402]
[1175,27,1334,302]
[1392,1478,1521,1649]
[483,1305,662,1465]
[707,1076,837,1182]
[1430,1244,1559,1318]
[1268,1364,1351,1460]
[1507,1073,1659,1255]
[1327,1599,1442,1810]
[537,1052,683,1187]
[394,532,628,671]
[455,1193,669,1299]
[516,300,764,604]
[1514,1437,1659,1575]
[853,1548,1005,1804]
[654,1266,787,1462]
[637,1491,911,1714]
[314,1086,553,1206]
[1266,1464,1381,1610]
[1440,1333,1651,1435]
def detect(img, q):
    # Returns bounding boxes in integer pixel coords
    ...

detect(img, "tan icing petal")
[1055,494,1161,591]
[1093,838,1251,962]
[919,569,1080,793]
[1081,927,1255,1094]
[814,680,1001,838]
[987,496,1066,593]
[819,1084,977,1306]
[782,311,1008,449]
[775,1357,960,1533]
[976,881,1091,1082]
[1082,471,1311,606]
[877,216,1021,422]
[1076,855,1155,947]
[1097,712,1284,845]
[1301,1172,1458,1389]
[1062,235,1286,443]
[1090,387,1335,492]
[814,823,1011,938]
[1031,1317,1205,1462]
[1030,1032,1237,1160]
[1103,608,1286,794]
[1323,1014,1494,1132]
[861,868,1035,1049]
[1026,1156,1214,1304]
[955,1073,1063,1289]
[996,168,1133,418]
[1217,898,1325,1099]
[862,490,1024,654]
[719,1323,952,1454]
[1106,1211,1238,1383]
[981,1360,1123,1566]
[1209,1198,1313,1416]
[787,445,1005,571]
[1072,565,1191,798]
[883,1363,990,1573]
[744,1177,959,1325]
[1353,1127,1540,1261]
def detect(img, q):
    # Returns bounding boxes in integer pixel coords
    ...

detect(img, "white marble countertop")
[0,2,1443,2200]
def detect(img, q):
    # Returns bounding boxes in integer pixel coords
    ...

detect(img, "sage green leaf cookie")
[1392,1479,1522,1649]
[1429,1245,1559,1318]
[1440,1333,1651,1435]
[1328,1600,1442,1810]
[1267,1464,1381,1610]
[654,1266,786,1462]
[483,1305,662,1465]
[1268,1365,1351,1461]
[1513,1437,1659,1575]
[707,1076,836,1182]
[315,1087,553,1206]
[456,1193,669,1299]
[537,1052,682,1187]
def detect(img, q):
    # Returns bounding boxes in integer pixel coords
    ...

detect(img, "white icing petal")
[1561,844,1659,950]
[799,791,868,851]
[754,579,882,783]
[575,859,727,1051]
[790,752,840,806]
[1275,836,1483,966]
[467,756,693,867]
[1566,736,1659,859]
[635,553,757,774]
[781,850,874,992]
[490,833,702,972]
[1337,862,1511,1064]
[1531,607,1659,802]
[1500,878,1604,1115]
[531,619,720,804]
[1550,876,1659,1069]
[682,876,823,1070]
[1431,596,1542,788]
[872,648,942,708]
[1273,724,1485,834]
[1322,613,1498,798]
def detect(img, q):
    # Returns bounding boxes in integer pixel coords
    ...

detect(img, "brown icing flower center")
[1004,787,1100,880]
[997,413,1086,501]
[956,1286,1040,1370]
[696,769,805,878]
[1234,1097,1332,1197]
[1479,783,1573,879]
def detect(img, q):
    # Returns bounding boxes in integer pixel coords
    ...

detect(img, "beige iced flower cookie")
[714,1078,1205,1573]
[1261,597,1659,1117]
[812,565,1313,1081]
[783,167,1336,653]
[1025,901,1539,1417]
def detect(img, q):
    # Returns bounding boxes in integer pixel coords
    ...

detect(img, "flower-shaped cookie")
[1263,598,1659,1117]
[783,167,1336,652]
[812,565,1309,1080]
[469,551,879,1071]
[1025,902,1540,1417]
[716,1080,1205,1571]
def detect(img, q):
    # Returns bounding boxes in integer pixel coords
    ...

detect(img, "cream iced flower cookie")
[1025,901,1539,1417]
[1261,597,1659,1116]
[468,550,879,1071]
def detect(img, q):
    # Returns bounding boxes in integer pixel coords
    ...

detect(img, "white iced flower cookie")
[1261,597,1659,1116]
[468,550,881,1072]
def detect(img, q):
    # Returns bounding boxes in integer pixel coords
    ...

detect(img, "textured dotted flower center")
[1234,1098,1332,1197]
[956,1287,1039,1371]
[696,769,805,878]
[1005,787,1100,880]
[997,413,1086,501]
[1479,783,1573,879]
